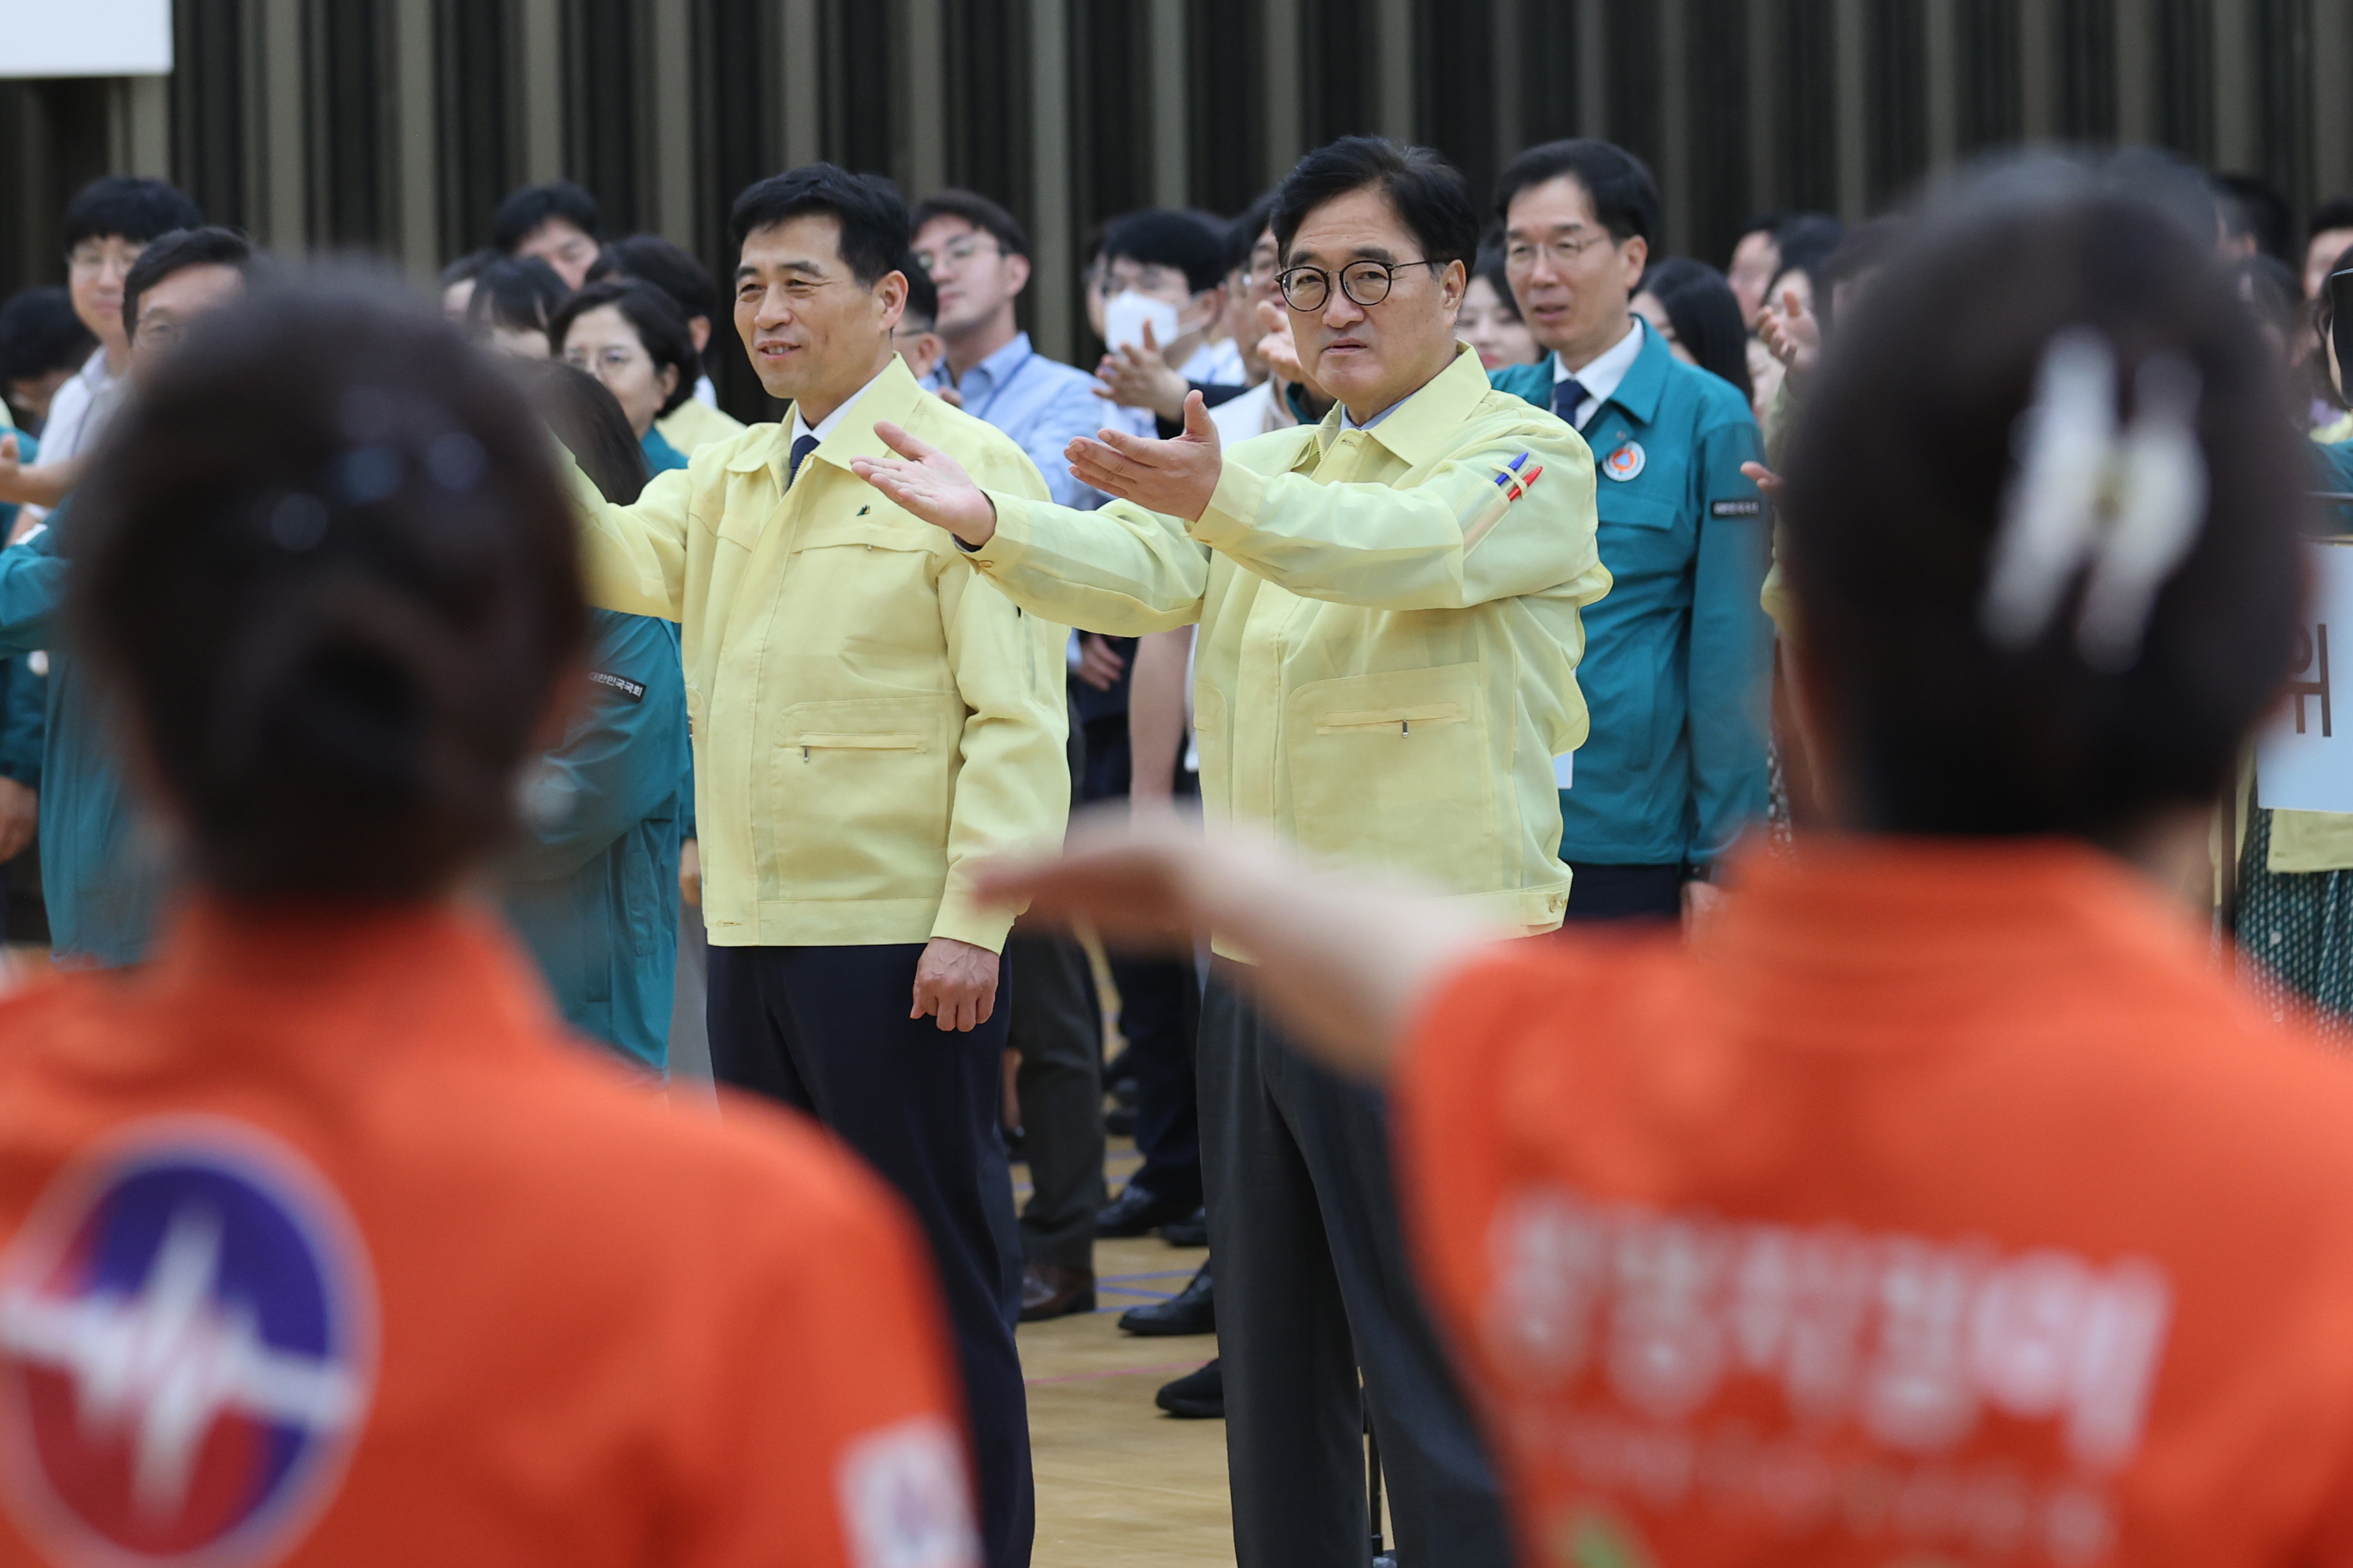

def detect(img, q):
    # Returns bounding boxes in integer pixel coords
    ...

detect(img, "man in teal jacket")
[1486,139,1771,920]
[502,606,690,1075]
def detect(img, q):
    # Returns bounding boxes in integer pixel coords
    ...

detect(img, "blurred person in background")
[505,359,691,1078]
[986,163,2350,1568]
[440,247,495,321]
[0,176,202,516]
[492,179,604,291]
[0,227,256,971]
[0,274,980,1565]
[551,278,700,475]
[892,253,950,381]
[2302,200,2353,438]
[1488,139,1771,924]
[1091,209,1245,433]
[0,287,98,434]
[1632,256,1751,403]
[1725,209,1784,326]
[590,233,747,453]
[2214,170,2293,262]
[2306,199,2353,304]
[1456,246,1541,372]
[1213,191,1282,386]
[464,256,566,359]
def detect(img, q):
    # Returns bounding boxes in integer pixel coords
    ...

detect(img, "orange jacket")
[0,901,976,1568]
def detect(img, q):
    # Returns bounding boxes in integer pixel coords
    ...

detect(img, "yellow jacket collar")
[726,354,927,480]
[1314,342,1494,469]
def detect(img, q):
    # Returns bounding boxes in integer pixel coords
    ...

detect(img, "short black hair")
[490,181,604,254]
[514,359,653,506]
[1272,137,1480,271]
[1818,215,1906,329]
[2214,172,2292,261]
[909,189,1032,261]
[549,278,700,418]
[1781,162,2308,843]
[593,234,720,325]
[464,256,567,343]
[1738,210,1787,241]
[1768,213,1846,302]
[1493,139,1660,246]
[1226,191,1281,273]
[729,164,910,289]
[71,274,589,901]
[2311,198,2353,241]
[0,287,98,382]
[60,176,203,253]
[1103,210,1231,294]
[898,254,938,330]
[1636,257,1749,403]
[440,248,497,287]
[123,228,257,342]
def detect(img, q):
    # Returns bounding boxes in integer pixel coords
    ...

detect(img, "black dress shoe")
[1155,1358,1223,1418]
[1018,1263,1095,1322]
[1119,1260,1212,1336]
[1097,1182,1196,1237]
[1158,1207,1208,1248]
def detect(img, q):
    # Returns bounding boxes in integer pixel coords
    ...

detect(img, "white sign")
[0,0,172,77]
[2256,540,2353,812]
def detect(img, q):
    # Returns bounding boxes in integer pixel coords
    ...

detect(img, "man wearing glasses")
[856,136,1608,1568]
[0,177,202,518]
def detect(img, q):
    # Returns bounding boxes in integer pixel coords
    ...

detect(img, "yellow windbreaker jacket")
[970,344,1611,944]
[570,356,1070,952]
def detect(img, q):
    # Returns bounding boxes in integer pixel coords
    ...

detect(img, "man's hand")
[1737,460,1782,502]
[1092,320,1191,420]
[678,838,702,908]
[852,423,1000,547]
[1064,392,1223,522]
[1682,878,1726,931]
[1074,633,1127,692]
[0,778,35,865]
[911,936,1001,1032]
[1758,285,1819,378]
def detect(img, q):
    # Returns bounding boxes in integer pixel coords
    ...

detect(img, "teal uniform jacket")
[641,425,690,475]
[1491,322,1772,868]
[0,433,35,797]
[0,499,170,967]
[501,607,689,1074]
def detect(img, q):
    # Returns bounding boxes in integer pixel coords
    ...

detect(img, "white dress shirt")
[1552,316,1646,430]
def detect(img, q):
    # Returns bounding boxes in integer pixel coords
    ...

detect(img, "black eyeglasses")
[1276,258,1442,311]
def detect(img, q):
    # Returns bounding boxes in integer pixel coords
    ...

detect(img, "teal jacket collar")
[1541,317,1672,428]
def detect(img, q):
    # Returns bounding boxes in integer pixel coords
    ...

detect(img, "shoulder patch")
[1709,498,1765,519]
[586,671,648,703]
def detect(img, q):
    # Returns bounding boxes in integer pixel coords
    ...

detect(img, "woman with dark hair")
[0,278,976,1564]
[1456,247,1540,371]
[973,167,2353,1562]
[462,254,566,358]
[1632,256,1752,404]
[501,358,688,1076]
[551,278,698,473]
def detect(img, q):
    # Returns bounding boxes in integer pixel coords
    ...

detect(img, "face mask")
[1105,291,1184,353]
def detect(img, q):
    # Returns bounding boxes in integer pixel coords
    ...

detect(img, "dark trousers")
[1106,950,1202,1209]
[1003,927,1103,1272]
[1562,859,1685,923]
[1200,961,1511,1568]
[706,943,1033,1568]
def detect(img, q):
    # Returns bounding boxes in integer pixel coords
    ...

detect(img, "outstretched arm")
[973,812,1498,1080]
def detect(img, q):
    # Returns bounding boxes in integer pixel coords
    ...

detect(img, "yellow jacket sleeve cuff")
[970,492,1038,573]
[930,888,1018,954]
[1187,457,1267,551]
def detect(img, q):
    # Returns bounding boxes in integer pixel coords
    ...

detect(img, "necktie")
[787,433,819,487]
[1553,375,1592,431]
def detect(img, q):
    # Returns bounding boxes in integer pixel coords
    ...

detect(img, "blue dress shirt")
[923,331,1127,510]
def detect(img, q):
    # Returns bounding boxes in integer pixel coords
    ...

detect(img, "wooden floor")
[1016,1143,1234,1568]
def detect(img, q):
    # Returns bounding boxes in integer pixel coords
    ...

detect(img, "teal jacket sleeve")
[0,519,67,657]
[508,610,691,882]
[0,654,40,788]
[1686,402,1773,864]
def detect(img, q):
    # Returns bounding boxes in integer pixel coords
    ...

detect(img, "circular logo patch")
[0,1118,376,1567]
[1601,440,1647,482]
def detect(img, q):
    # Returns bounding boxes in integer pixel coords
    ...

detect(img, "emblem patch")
[586,670,647,703]
[1601,440,1646,482]
[0,1118,377,1567]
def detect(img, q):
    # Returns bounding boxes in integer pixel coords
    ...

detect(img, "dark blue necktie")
[1553,375,1591,431]
[787,433,820,487]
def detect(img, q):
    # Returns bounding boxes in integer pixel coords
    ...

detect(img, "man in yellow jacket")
[857,137,1608,1568]
[566,164,1068,1568]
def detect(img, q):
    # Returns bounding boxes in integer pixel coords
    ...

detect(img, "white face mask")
[1104,291,1185,353]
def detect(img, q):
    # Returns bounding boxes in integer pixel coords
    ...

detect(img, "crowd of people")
[0,113,2348,1568]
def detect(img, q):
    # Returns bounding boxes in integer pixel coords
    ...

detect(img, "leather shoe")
[1097,1182,1196,1237]
[1155,1358,1223,1418]
[1158,1207,1208,1248]
[1019,1263,1095,1322]
[1120,1260,1212,1336]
